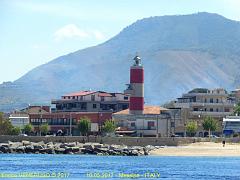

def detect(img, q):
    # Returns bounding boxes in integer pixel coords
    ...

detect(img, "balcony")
[191,111,232,117]
[175,102,234,108]
[189,102,234,107]
[182,93,228,97]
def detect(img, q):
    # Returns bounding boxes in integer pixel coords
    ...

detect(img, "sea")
[0,154,240,180]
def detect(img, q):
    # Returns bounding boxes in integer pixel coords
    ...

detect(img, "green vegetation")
[0,112,21,135]
[40,123,49,135]
[11,127,21,135]
[102,120,116,133]
[78,117,90,136]
[234,102,240,116]
[23,124,33,135]
[202,116,218,136]
[186,121,198,137]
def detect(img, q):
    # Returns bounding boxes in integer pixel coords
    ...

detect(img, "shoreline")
[150,142,240,157]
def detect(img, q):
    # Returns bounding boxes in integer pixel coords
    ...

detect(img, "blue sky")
[0,0,240,84]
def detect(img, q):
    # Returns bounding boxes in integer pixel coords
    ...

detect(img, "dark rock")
[81,148,94,154]
[16,146,25,153]
[143,148,149,155]
[128,150,139,156]
[25,145,35,153]
[33,145,44,151]
[0,146,10,153]
[60,143,68,148]
[67,142,76,147]
[55,148,65,154]
[45,148,55,154]
[83,144,94,150]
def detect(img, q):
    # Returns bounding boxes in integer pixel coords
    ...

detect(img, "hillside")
[1,12,240,112]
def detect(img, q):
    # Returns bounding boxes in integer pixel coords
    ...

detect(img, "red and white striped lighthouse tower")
[125,55,144,115]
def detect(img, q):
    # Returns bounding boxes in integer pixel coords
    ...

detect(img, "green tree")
[102,120,116,133]
[0,112,14,135]
[78,117,90,136]
[23,124,33,135]
[0,112,21,135]
[186,121,198,137]
[40,123,49,135]
[11,127,21,135]
[202,116,218,137]
[234,102,240,116]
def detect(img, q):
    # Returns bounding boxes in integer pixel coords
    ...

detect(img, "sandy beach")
[151,142,240,156]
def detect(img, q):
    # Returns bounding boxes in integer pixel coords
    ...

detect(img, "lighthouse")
[125,55,144,115]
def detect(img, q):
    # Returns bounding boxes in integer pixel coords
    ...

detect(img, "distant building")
[175,88,234,119]
[113,106,170,137]
[229,88,240,104]
[223,116,240,136]
[51,91,129,113]
[174,88,235,136]
[29,111,112,136]
[18,91,128,135]
[9,106,50,128]
[9,113,29,128]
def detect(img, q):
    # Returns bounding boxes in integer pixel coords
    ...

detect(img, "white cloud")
[54,24,89,41]
[54,24,106,42]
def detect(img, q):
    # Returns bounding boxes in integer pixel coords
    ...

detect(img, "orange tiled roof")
[114,105,168,115]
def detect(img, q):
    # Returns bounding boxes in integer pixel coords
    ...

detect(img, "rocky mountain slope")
[1,12,240,111]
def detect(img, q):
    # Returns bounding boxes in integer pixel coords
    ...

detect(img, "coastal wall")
[0,136,204,146]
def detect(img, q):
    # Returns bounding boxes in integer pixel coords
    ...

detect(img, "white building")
[223,116,240,135]
[113,106,171,137]
[9,113,29,128]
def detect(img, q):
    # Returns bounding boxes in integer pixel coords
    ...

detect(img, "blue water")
[0,154,240,180]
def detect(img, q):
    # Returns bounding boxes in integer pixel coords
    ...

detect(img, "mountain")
[1,12,240,112]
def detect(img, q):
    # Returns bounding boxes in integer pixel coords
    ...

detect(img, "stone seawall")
[0,136,200,146]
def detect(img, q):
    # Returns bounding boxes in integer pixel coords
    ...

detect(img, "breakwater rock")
[0,141,158,156]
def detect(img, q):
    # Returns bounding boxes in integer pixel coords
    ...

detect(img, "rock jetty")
[0,141,157,156]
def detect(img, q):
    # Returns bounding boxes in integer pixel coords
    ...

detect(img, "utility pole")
[69,112,72,136]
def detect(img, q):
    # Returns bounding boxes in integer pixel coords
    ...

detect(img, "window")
[210,108,213,112]
[91,95,95,101]
[216,99,219,103]
[148,121,155,130]
[81,103,87,110]
[93,104,97,109]
[101,96,104,101]
[122,104,128,110]
[130,122,135,127]
[193,108,198,111]
[216,108,219,112]
[210,98,213,103]
[124,96,129,100]
[204,98,207,103]
[72,96,75,99]
[225,108,230,112]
